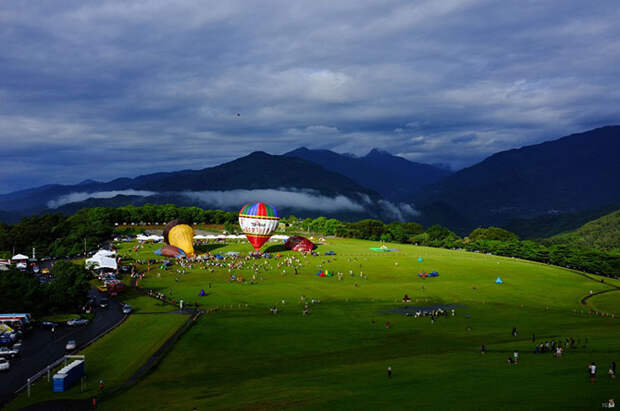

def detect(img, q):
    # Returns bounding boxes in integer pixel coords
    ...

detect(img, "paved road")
[0,288,124,407]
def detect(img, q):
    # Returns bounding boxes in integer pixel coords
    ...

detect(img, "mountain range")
[1,125,619,234]
[284,147,451,201]
[413,125,620,230]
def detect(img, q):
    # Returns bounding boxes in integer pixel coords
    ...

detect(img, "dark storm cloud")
[1,0,619,192]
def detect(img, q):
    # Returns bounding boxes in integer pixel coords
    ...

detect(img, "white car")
[66,318,89,326]
[0,346,20,358]
[0,357,9,371]
[65,340,76,350]
[122,304,132,314]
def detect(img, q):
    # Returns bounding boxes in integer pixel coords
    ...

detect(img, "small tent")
[85,255,118,271]
[199,289,206,296]
[495,276,503,284]
[11,254,29,263]
[417,257,423,262]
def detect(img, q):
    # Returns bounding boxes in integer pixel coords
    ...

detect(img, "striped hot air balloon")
[238,203,280,251]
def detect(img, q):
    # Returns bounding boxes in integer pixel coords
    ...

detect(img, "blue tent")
[417,257,423,262]
[199,289,206,296]
[495,276,503,284]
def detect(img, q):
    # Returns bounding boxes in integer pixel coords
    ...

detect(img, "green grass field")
[12,237,620,410]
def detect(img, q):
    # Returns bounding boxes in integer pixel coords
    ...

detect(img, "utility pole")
[84,238,87,255]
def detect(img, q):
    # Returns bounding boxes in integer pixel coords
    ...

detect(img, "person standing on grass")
[588,362,596,383]
[92,396,97,409]
[514,351,519,364]
[387,366,392,378]
[610,361,616,379]
[99,379,104,392]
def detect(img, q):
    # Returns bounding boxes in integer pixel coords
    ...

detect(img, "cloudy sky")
[1,0,619,193]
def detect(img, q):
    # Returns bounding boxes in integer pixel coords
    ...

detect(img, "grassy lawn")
[92,237,619,410]
[589,290,620,314]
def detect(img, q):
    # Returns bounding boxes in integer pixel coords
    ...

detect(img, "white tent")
[94,249,116,258]
[136,234,163,242]
[85,255,118,271]
[11,254,29,261]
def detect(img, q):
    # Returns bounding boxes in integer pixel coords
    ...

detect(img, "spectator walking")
[609,361,616,379]
[588,362,596,383]
[387,366,392,378]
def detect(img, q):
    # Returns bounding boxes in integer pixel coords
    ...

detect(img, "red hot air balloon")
[238,203,280,251]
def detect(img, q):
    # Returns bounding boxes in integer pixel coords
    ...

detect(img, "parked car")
[66,318,89,326]
[0,357,9,371]
[41,321,58,328]
[122,304,132,314]
[0,334,12,346]
[324,251,336,255]
[0,346,20,358]
[65,340,76,351]
[99,297,109,308]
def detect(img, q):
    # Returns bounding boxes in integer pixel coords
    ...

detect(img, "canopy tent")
[94,249,115,258]
[136,234,164,242]
[495,276,503,284]
[85,255,118,271]
[11,254,29,261]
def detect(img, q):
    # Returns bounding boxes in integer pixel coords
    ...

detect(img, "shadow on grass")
[194,243,227,253]
[263,244,289,253]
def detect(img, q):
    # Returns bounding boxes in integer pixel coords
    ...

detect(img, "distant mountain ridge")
[285,147,451,201]
[414,125,620,229]
[0,152,379,219]
[1,126,619,230]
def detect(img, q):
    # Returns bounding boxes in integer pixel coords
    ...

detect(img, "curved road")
[0,288,124,407]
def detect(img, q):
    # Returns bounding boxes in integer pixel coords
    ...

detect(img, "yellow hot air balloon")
[163,220,195,257]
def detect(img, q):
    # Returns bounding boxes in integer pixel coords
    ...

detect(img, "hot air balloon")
[156,219,195,257]
[239,203,279,251]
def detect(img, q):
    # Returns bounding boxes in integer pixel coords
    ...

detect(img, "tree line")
[0,204,617,276]
[0,261,91,315]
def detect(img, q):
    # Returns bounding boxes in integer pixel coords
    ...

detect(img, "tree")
[469,227,519,242]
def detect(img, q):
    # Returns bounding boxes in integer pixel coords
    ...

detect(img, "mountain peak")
[77,179,98,185]
[366,148,392,157]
